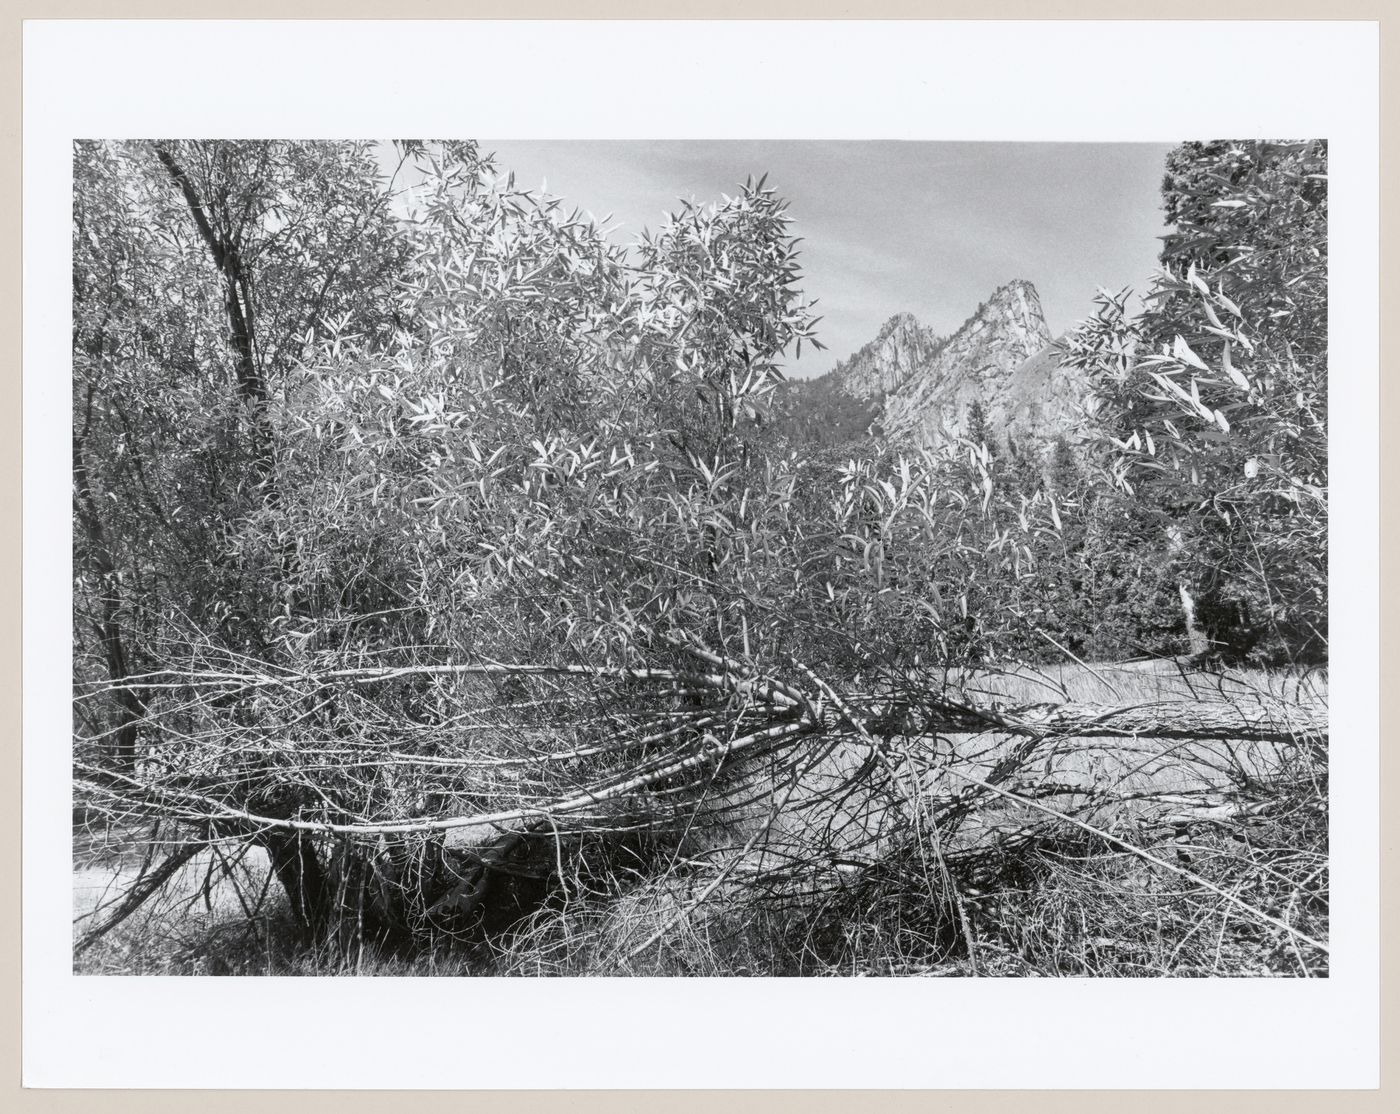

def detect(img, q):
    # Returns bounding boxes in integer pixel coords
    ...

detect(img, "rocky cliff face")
[997,334,1102,450]
[879,280,1055,446]
[794,279,1096,458]
[827,312,945,400]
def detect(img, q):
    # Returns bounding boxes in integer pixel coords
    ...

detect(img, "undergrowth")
[74,663,1328,978]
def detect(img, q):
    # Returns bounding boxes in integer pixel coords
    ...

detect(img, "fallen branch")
[74,842,202,955]
[868,694,1326,744]
[939,767,1329,955]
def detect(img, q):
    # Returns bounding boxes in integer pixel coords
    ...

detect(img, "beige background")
[3,2,1392,1109]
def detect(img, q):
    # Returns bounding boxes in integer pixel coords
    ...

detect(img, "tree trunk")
[73,428,143,773]
[153,144,275,485]
[1178,581,1211,658]
[260,830,332,944]
[1165,523,1211,659]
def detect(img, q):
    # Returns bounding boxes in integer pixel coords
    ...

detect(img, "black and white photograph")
[69,134,1332,978]
[23,17,1380,1092]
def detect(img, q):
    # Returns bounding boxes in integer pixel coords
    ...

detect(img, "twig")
[1036,629,1124,702]
[621,768,804,964]
[939,768,1329,955]
[74,842,202,955]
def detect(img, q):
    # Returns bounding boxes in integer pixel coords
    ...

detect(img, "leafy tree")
[1061,140,1327,663]
[75,148,835,947]
[73,141,485,937]
[73,141,421,771]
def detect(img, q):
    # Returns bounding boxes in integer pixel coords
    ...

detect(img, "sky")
[418,141,1178,378]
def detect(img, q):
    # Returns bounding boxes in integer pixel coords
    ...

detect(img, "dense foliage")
[1060,140,1328,663]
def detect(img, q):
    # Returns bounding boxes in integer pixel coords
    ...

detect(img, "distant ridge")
[780,279,1097,459]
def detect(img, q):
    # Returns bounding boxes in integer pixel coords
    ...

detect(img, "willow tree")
[73,140,466,936]
[74,140,421,760]
[75,152,835,950]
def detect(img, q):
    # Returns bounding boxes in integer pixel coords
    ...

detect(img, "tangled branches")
[73,632,1329,972]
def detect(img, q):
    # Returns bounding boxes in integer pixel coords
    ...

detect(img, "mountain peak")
[876,311,921,340]
[779,279,1090,458]
[991,277,1039,299]
[828,312,943,400]
[881,279,1056,446]
[966,279,1047,332]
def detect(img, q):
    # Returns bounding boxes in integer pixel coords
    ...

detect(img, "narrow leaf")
[1173,335,1210,372]
[1221,341,1250,391]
